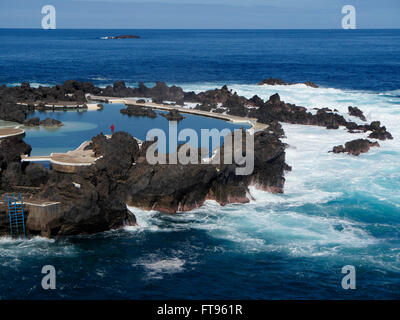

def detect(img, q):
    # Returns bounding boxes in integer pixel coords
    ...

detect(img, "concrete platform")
[0,127,25,139]
[21,141,102,173]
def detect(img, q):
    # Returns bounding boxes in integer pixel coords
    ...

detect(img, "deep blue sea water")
[0,29,400,300]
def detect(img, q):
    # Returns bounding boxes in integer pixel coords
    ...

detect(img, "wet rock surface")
[348,106,367,121]
[330,139,380,156]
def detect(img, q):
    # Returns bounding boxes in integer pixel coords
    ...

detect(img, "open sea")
[0,29,400,299]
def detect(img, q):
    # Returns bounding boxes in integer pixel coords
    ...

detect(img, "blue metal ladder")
[5,193,26,239]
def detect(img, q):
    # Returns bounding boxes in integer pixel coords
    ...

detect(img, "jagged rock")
[348,106,367,121]
[120,104,157,118]
[0,102,27,123]
[258,77,319,88]
[258,77,288,86]
[367,121,393,140]
[124,128,288,213]
[0,134,31,170]
[92,132,140,180]
[2,162,49,189]
[27,131,140,237]
[225,94,248,117]
[24,117,40,126]
[160,109,185,121]
[304,81,319,88]
[330,139,380,156]
[28,170,136,237]
[39,117,63,127]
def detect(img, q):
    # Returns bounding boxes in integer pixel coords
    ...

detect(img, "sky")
[0,0,399,29]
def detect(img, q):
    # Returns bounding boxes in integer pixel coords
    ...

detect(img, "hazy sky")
[0,0,399,29]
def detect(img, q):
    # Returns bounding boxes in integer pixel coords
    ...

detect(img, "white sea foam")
[133,252,187,279]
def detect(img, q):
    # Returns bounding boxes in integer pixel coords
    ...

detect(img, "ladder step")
[6,193,26,239]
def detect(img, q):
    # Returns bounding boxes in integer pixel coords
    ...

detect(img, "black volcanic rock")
[120,104,157,118]
[0,102,28,123]
[225,94,248,117]
[258,78,287,86]
[124,128,288,213]
[2,162,49,189]
[92,132,140,180]
[366,121,393,140]
[29,169,136,237]
[258,77,319,88]
[24,117,40,126]
[348,106,366,121]
[27,131,140,237]
[104,35,140,39]
[160,109,185,121]
[40,118,63,127]
[0,134,31,170]
[330,139,380,156]
[304,81,319,88]
[0,134,36,193]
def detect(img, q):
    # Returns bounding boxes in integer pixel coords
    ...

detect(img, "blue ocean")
[0,29,400,299]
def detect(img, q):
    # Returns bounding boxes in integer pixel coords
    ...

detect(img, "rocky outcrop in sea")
[330,139,380,156]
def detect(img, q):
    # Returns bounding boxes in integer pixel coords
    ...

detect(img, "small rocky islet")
[0,79,393,238]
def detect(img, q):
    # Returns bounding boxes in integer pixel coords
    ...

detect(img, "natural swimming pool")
[20,103,250,156]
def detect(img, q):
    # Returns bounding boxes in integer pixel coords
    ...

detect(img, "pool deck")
[17,101,101,110]
[0,127,25,139]
[87,95,269,132]
[21,140,101,167]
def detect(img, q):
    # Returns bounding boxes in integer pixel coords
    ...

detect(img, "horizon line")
[1,27,400,30]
